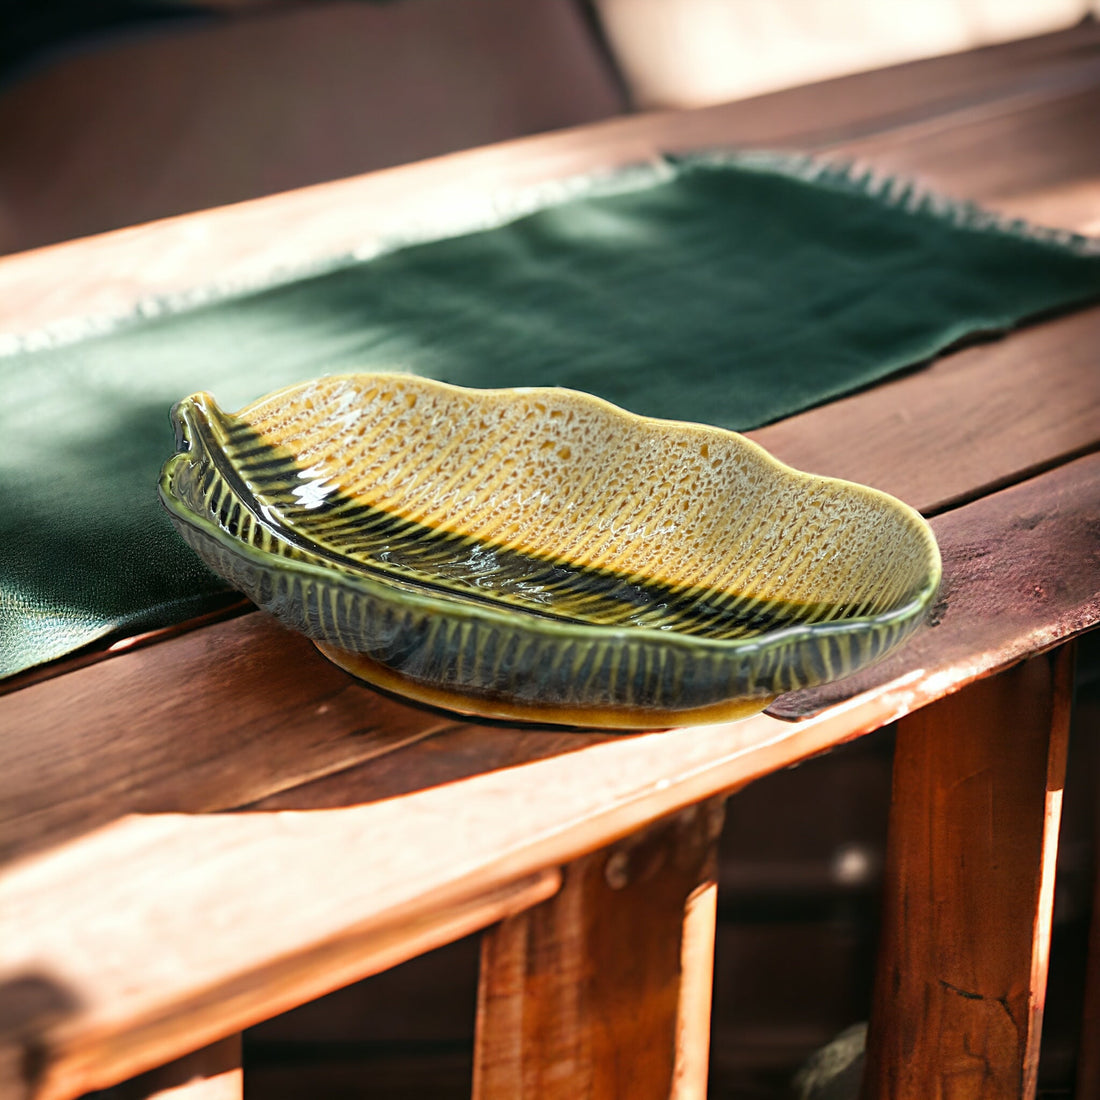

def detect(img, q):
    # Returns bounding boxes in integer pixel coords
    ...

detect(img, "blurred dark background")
[1,0,1094,255]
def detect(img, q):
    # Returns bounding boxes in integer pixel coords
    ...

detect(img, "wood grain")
[0,614,464,865]
[749,304,1100,516]
[860,646,1073,1099]
[472,800,724,1099]
[829,79,1100,217]
[674,862,719,1100]
[0,24,1097,340]
[0,866,558,1100]
[1,457,1095,1100]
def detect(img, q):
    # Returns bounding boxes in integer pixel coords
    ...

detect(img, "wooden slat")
[0,25,1097,340]
[472,800,723,1099]
[749,304,1100,516]
[861,646,1073,1099]
[829,79,1100,217]
[0,617,466,864]
[0,868,559,1100]
[1,456,1096,1099]
[674,854,720,1100]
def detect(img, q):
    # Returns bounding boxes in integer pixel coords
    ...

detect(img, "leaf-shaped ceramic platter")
[159,374,940,729]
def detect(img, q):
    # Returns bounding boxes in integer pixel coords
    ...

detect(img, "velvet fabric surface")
[4,154,1100,677]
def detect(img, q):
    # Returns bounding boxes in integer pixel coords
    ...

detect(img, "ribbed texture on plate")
[159,375,940,726]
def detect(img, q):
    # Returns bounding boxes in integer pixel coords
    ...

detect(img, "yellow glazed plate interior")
[159,374,941,728]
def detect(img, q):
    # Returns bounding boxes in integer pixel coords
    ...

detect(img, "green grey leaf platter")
[158,374,941,728]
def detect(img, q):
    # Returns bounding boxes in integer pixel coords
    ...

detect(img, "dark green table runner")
[4,153,1100,678]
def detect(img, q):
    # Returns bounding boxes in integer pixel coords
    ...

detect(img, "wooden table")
[2,23,1099,1100]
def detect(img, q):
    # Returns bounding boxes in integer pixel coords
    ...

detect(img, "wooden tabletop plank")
[3,453,1097,1100]
[1,863,560,1100]
[0,615,470,865]
[828,79,1100,223]
[0,24,1096,342]
[749,304,1100,515]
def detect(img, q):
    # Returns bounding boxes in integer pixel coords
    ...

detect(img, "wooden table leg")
[473,797,725,1100]
[87,1036,242,1099]
[862,646,1074,1100]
